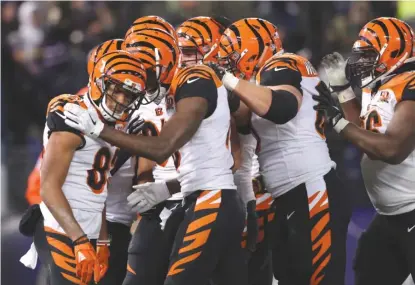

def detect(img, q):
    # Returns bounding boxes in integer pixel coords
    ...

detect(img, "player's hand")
[94,240,110,284]
[312,82,344,131]
[252,176,265,194]
[321,52,350,92]
[246,200,259,252]
[64,103,104,139]
[73,235,97,285]
[126,114,145,135]
[128,181,172,213]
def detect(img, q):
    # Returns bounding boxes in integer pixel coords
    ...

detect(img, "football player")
[314,17,415,285]
[63,24,248,285]
[121,23,184,285]
[212,18,352,285]
[35,50,147,285]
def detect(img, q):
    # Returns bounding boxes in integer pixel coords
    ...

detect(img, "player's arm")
[96,76,213,164]
[339,94,362,126]
[223,68,302,124]
[97,95,206,164]
[341,100,415,164]
[135,157,156,184]
[98,205,109,241]
[230,117,241,172]
[40,131,85,241]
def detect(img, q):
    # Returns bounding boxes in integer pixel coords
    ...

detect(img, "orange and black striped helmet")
[124,28,179,104]
[89,50,147,122]
[176,16,228,66]
[125,16,178,42]
[87,39,125,76]
[207,18,283,80]
[347,17,414,88]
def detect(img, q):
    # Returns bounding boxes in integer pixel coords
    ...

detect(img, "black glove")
[206,62,226,80]
[246,200,259,252]
[312,82,344,130]
[127,115,145,135]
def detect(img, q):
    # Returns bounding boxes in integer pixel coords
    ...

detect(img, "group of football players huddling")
[19,14,415,285]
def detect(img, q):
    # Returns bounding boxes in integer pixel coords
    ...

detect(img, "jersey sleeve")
[46,103,85,149]
[175,77,218,118]
[257,67,303,94]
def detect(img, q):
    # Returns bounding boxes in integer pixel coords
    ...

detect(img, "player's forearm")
[99,206,109,241]
[100,126,171,164]
[233,80,272,116]
[341,123,402,164]
[339,97,361,126]
[40,185,84,241]
[166,179,181,195]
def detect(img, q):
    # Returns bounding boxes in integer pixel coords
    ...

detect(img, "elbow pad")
[262,90,298,124]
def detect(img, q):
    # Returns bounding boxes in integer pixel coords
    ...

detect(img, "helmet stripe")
[222,33,235,52]
[135,31,177,63]
[257,18,274,43]
[359,36,376,48]
[389,18,406,57]
[366,28,381,49]
[181,25,206,46]
[245,19,264,60]
[188,19,213,42]
[103,40,115,55]
[371,19,390,42]
[229,24,241,49]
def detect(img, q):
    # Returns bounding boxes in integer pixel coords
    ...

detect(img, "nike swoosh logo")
[89,113,96,125]
[187,78,200,84]
[286,211,295,220]
[408,225,415,232]
[274,67,287,72]
[55,112,66,120]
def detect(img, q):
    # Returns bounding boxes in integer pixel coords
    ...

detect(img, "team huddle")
[19,14,415,285]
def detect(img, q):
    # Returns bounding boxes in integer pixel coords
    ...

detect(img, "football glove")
[128,181,172,213]
[64,103,104,139]
[321,52,355,103]
[312,82,349,133]
[94,240,110,283]
[126,114,145,135]
[73,235,97,285]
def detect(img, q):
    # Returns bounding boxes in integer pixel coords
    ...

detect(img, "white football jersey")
[135,98,181,199]
[252,53,335,198]
[360,70,415,215]
[40,94,121,239]
[233,133,257,204]
[168,65,236,196]
[106,153,136,226]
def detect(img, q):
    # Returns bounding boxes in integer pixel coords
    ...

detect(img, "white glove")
[321,52,355,103]
[222,72,240,91]
[127,181,172,213]
[321,52,349,87]
[64,103,104,139]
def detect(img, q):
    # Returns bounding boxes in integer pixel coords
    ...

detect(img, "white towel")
[19,242,38,269]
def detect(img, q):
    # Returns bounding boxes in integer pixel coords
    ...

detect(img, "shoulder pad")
[46,94,86,117]
[380,71,415,102]
[259,53,318,79]
[170,64,222,96]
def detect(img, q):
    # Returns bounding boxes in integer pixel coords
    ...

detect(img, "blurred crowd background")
[1,1,415,284]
